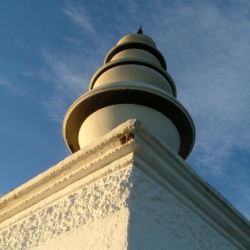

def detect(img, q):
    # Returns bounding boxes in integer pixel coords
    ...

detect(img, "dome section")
[104,35,167,69]
[63,83,195,159]
[78,104,180,152]
[110,49,162,67]
[89,61,175,95]
[117,33,157,47]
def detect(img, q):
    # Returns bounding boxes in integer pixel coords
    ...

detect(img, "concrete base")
[0,120,249,249]
[1,165,237,250]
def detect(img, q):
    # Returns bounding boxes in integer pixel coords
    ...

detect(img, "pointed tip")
[137,26,143,34]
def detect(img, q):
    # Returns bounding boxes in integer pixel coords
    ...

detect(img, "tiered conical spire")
[63,31,195,159]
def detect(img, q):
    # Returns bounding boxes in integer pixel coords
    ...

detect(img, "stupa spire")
[63,32,195,159]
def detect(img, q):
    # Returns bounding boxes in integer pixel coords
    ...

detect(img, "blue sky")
[0,0,250,220]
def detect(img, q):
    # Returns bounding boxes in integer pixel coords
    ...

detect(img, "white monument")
[0,29,249,250]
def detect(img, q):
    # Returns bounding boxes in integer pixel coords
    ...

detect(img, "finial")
[137,26,143,34]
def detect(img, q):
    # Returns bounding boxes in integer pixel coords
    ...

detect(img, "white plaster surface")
[110,49,162,66]
[0,164,240,250]
[0,164,133,250]
[126,166,237,250]
[31,209,130,250]
[93,64,173,94]
[117,34,157,47]
[78,104,180,151]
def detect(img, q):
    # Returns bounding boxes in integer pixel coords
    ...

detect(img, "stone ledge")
[0,119,140,225]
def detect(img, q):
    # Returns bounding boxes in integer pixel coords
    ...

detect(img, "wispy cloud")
[0,124,37,148]
[63,1,95,35]
[62,1,117,54]
[39,49,91,122]
[21,71,33,77]
[174,4,250,175]
[0,76,25,96]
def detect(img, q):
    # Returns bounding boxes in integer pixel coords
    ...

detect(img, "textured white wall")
[0,163,133,250]
[126,165,237,249]
[33,209,130,250]
[0,164,238,250]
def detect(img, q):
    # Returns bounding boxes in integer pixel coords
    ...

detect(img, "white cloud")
[21,71,33,77]
[63,1,94,34]
[0,76,25,96]
[0,124,36,148]
[39,49,91,123]
[0,77,10,87]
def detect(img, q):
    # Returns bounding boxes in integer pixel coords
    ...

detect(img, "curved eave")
[104,41,167,69]
[89,58,177,97]
[63,82,195,159]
